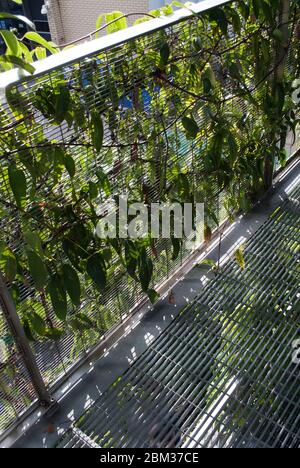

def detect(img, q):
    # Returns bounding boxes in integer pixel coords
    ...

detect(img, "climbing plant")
[0,0,299,368]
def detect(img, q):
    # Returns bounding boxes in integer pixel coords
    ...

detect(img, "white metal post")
[0,272,53,407]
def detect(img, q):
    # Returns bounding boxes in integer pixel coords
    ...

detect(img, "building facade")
[0,0,50,39]
[0,0,50,54]
[45,0,183,46]
[22,0,51,39]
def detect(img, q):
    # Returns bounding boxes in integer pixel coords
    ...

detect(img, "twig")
[59,13,156,48]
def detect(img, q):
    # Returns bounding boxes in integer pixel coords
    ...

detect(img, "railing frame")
[0,1,231,92]
[0,273,53,406]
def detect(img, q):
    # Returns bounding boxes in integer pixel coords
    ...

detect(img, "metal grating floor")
[57,184,300,449]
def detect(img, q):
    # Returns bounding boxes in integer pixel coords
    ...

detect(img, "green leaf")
[23,319,35,342]
[203,77,212,94]
[0,246,17,282]
[125,241,139,279]
[279,149,287,168]
[239,1,250,21]
[76,314,94,328]
[160,42,170,66]
[53,146,65,182]
[24,232,44,257]
[64,154,76,178]
[0,13,36,30]
[230,9,242,33]
[28,312,46,336]
[62,239,82,272]
[61,264,81,306]
[197,259,217,269]
[227,133,238,164]
[182,116,199,139]
[33,46,47,61]
[147,289,160,304]
[272,28,284,43]
[87,253,107,292]
[89,181,98,200]
[105,11,127,34]
[139,248,153,293]
[0,55,35,74]
[252,0,261,18]
[171,1,194,13]
[47,274,68,321]
[45,328,64,341]
[177,173,190,200]
[0,29,20,55]
[91,111,104,154]
[235,245,246,270]
[228,62,241,80]
[172,1,185,8]
[162,4,174,15]
[203,65,216,90]
[69,314,94,332]
[96,169,111,196]
[207,207,219,227]
[19,41,32,62]
[261,0,274,25]
[171,237,181,261]
[27,250,48,290]
[274,82,285,112]
[23,32,58,54]
[209,8,228,35]
[95,14,103,38]
[8,164,27,209]
[55,85,70,123]
[193,37,202,52]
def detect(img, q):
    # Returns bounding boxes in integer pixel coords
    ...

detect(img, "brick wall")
[48,0,151,45]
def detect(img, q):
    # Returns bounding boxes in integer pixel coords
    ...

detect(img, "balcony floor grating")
[56,181,300,449]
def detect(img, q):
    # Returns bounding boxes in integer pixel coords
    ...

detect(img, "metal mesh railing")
[0,314,36,435]
[57,181,300,449]
[0,1,300,438]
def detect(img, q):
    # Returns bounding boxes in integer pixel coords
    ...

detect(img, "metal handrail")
[0,1,231,93]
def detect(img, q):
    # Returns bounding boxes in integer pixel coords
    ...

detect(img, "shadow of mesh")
[56,181,300,448]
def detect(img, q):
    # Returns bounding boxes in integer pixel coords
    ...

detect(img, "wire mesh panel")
[57,181,300,449]
[0,308,36,434]
[0,0,300,438]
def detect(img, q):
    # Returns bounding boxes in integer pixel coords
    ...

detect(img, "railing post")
[0,272,53,407]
